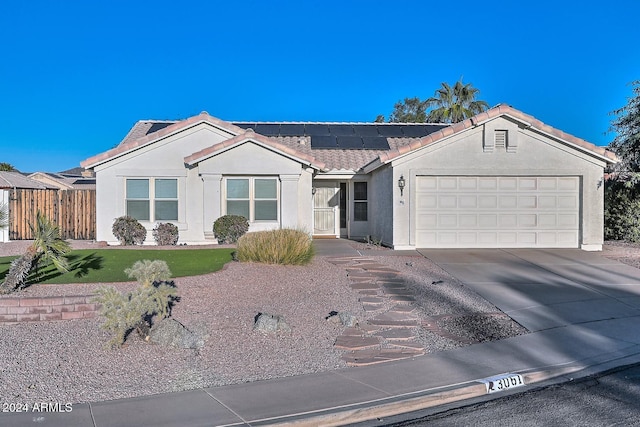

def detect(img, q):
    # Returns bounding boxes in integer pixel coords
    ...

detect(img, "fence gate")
[9,189,96,240]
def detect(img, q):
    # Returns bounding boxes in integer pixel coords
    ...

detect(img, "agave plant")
[0,212,71,293]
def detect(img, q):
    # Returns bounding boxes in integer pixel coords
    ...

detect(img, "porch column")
[280,174,300,229]
[201,174,222,240]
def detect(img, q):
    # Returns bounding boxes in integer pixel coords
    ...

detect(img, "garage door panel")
[415,176,579,248]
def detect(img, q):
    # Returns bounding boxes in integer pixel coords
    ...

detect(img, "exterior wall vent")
[495,130,507,150]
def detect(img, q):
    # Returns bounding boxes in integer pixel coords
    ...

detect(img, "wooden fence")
[9,189,96,240]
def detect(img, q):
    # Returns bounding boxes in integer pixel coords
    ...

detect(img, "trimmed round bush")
[112,216,147,245]
[213,215,249,244]
[236,229,314,265]
[153,223,179,246]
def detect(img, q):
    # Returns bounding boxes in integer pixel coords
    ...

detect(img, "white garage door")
[415,176,579,248]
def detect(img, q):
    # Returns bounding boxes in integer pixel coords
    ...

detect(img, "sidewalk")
[3,243,640,426]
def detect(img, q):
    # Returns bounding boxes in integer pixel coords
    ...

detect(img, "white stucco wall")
[389,116,607,250]
[93,124,315,244]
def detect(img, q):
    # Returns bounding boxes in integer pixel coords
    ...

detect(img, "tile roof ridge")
[374,105,618,166]
[231,121,447,125]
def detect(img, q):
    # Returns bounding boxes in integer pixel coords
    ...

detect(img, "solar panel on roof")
[401,125,431,138]
[329,124,355,136]
[279,124,305,136]
[362,137,391,150]
[234,123,256,131]
[376,125,405,137]
[353,125,380,137]
[336,136,363,148]
[254,124,281,136]
[305,124,331,136]
[311,135,338,148]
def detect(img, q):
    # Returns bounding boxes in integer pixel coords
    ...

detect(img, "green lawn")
[0,248,235,284]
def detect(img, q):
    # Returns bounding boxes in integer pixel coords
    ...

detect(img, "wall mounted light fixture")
[398,175,406,196]
[311,187,316,195]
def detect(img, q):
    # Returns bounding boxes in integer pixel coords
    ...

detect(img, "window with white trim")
[126,178,178,222]
[353,181,368,222]
[226,177,278,221]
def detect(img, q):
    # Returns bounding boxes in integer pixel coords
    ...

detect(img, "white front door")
[313,182,340,236]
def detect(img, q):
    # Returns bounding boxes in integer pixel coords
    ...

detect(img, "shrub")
[153,222,179,245]
[604,179,640,242]
[93,260,178,348]
[0,212,70,294]
[112,216,147,245]
[125,259,172,287]
[236,228,314,265]
[213,215,249,244]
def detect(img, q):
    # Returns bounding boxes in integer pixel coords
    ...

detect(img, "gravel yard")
[0,240,637,404]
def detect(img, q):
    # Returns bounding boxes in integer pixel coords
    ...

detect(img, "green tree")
[378,79,489,124]
[0,163,17,172]
[0,212,71,293]
[388,97,429,123]
[425,79,489,123]
[604,80,640,242]
[608,80,640,176]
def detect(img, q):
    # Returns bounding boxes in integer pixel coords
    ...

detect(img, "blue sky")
[1,0,638,173]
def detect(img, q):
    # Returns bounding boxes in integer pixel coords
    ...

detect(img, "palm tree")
[426,79,489,123]
[0,163,17,172]
[0,212,70,293]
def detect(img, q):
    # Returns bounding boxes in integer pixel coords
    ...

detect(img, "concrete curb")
[259,352,640,426]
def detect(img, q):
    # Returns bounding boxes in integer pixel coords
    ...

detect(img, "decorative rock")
[149,318,205,349]
[253,312,291,333]
[326,311,359,327]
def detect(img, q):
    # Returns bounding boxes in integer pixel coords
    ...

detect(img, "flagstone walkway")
[327,256,426,366]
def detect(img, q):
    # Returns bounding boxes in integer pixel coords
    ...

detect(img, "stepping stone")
[348,272,379,279]
[359,296,384,304]
[388,341,425,351]
[358,290,379,296]
[391,305,416,313]
[368,313,418,327]
[383,289,413,297]
[341,327,363,336]
[389,295,416,303]
[334,335,380,350]
[350,282,379,290]
[374,328,414,340]
[377,279,406,285]
[382,282,407,289]
[363,303,384,312]
[343,348,423,366]
[359,324,382,334]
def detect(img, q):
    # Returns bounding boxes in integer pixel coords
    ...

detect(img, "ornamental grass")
[236,229,314,265]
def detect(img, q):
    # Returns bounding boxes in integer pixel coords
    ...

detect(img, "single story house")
[81,105,617,250]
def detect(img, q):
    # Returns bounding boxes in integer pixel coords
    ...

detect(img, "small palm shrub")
[112,216,147,245]
[213,215,249,244]
[236,229,314,265]
[0,212,70,294]
[153,222,179,245]
[93,260,178,348]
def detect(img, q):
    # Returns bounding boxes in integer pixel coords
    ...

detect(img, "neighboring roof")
[27,172,96,190]
[0,172,55,190]
[83,106,617,173]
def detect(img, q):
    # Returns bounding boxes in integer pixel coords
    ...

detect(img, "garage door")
[415,176,579,248]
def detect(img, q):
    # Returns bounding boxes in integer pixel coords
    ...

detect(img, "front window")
[126,178,178,221]
[226,177,278,222]
[353,181,368,221]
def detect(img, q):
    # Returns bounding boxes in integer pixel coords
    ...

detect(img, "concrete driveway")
[417,248,640,332]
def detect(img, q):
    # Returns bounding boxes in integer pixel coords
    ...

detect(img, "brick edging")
[0,295,99,324]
